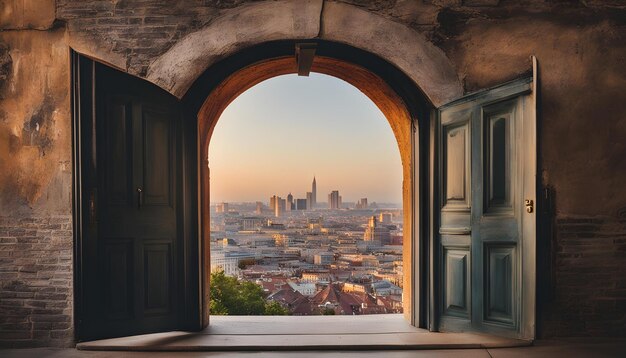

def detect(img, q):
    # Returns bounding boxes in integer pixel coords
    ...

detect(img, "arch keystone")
[146,0,324,97]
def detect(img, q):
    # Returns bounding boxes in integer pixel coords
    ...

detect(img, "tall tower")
[312,176,317,209]
[328,190,341,209]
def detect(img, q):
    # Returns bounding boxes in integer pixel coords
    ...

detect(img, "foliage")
[209,270,290,316]
[264,300,289,315]
[322,307,336,315]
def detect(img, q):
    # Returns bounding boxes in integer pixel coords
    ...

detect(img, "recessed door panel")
[102,240,133,320]
[106,101,132,206]
[143,109,173,207]
[443,247,470,318]
[442,122,470,212]
[483,101,516,214]
[144,241,172,315]
[484,244,516,326]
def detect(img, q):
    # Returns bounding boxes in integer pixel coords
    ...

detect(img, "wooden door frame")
[181,40,434,330]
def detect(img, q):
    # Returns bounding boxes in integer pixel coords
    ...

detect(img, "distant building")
[255,201,263,214]
[275,197,286,217]
[210,250,255,276]
[295,198,307,210]
[270,195,286,217]
[307,217,323,230]
[306,192,313,210]
[328,190,341,209]
[343,282,369,294]
[269,196,277,213]
[314,253,334,265]
[301,271,331,283]
[242,217,263,231]
[267,288,312,315]
[216,202,229,213]
[274,234,292,247]
[371,280,402,296]
[286,193,293,211]
[311,176,317,208]
[364,216,391,244]
[379,212,392,225]
[356,198,368,209]
[288,281,316,296]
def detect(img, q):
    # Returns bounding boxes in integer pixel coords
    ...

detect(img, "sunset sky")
[208,73,402,204]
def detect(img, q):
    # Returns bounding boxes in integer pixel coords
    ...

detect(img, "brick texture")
[541,215,626,337]
[0,216,73,348]
[57,0,244,76]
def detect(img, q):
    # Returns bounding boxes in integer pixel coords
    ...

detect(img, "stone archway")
[196,55,418,326]
[70,0,466,333]
[140,1,464,329]
[145,0,462,106]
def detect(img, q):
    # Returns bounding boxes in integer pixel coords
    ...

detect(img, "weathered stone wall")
[0,0,624,346]
[0,1,73,347]
[0,216,73,347]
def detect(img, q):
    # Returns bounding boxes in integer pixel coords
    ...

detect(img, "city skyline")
[208,73,403,204]
[209,175,399,207]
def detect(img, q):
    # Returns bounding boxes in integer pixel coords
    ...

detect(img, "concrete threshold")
[76,315,531,352]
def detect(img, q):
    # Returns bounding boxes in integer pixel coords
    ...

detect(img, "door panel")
[102,239,133,320]
[484,244,515,325]
[443,246,470,318]
[435,66,537,339]
[77,59,187,341]
[143,109,173,207]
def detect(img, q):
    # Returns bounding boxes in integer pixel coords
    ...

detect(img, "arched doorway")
[190,41,430,328]
[71,1,537,343]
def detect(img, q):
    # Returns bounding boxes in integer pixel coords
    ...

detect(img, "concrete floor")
[3,317,625,357]
[75,315,530,351]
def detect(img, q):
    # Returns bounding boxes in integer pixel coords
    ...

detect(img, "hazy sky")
[208,73,402,204]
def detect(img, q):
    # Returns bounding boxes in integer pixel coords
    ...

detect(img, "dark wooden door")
[434,60,537,339]
[79,61,186,340]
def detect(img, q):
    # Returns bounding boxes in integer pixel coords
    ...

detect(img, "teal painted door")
[435,62,537,340]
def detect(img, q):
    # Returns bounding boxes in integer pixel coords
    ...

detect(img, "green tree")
[264,300,289,315]
[209,270,290,315]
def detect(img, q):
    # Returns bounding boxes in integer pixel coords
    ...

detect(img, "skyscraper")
[275,197,286,217]
[328,190,341,209]
[269,196,277,213]
[312,176,317,209]
[287,193,294,211]
[306,192,313,210]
